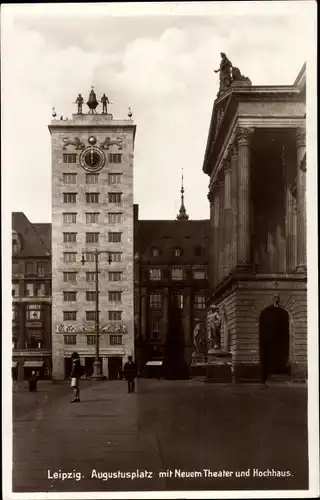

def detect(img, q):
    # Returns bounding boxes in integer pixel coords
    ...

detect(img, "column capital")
[296,127,306,147]
[207,190,215,203]
[222,156,232,174]
[230,143,238,159]
[236,127,254,146]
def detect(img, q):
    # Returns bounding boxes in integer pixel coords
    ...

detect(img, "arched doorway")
[259,306,290,381]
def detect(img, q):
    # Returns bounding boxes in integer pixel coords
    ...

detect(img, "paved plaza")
[13,379,308,493]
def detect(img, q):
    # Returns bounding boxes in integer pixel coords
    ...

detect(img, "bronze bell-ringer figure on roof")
[87,87,99,113]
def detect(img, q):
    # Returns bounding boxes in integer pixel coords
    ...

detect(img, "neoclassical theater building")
[202,62,307,381]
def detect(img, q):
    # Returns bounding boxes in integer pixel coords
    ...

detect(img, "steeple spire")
[176,168,189,221]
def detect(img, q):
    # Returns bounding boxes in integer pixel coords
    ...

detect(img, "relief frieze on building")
[56,323,128,334]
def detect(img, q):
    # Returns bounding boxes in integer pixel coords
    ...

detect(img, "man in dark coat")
[123,356,138,393]
[70,352,83,402]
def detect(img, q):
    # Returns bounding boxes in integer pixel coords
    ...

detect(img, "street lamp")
[82,249,112,379]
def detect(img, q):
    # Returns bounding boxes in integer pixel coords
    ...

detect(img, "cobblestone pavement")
[12,379,308,493]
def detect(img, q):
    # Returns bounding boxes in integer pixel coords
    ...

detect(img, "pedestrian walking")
[123,356,138,393]
[70,352,84,403]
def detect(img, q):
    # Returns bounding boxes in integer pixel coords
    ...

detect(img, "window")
[149,268,161,281]
[108,173,122,184]
[25,283,34,296]
[63,213,77,224]
[194,246,204,257]
[86,212,100,224]
[86,291,97,301]
[63,154,76,164]
[26,262,34,275]
[87,335,96,345]
[86,193,99,203]
[86,232,99,243]
[63,173,77,184]
[35,283,46,297]
[172,268,184,280]
[150,321,161,340]
[151,248,160,257]
[109,252,122,262]
[85,252,96,262]
[12,260,19,274]
[108,212,122,223]
[175,293,184,309]
[37,263,45,276]
[109,311,122,321]
[109,153,122,164]
[26,304,42,321]
[108,232,121,243]
[63,232,77,243]
[194,295,206,309]
[86,173,99,184]
[12,283,19,297]
[86,311,96,321]
[64,335,76,345]
[108,193,122,204]
[12,305,18,320]
[63,252,77,263]
[174,248,182,257]
[63,291,77,302]
[63,311,77,321]
[86,272,96,282]
[110,335,122,345]
[150,294,162,309]
[63,272,77,282]
[193,269,206,280]
[63,193,77,203]
[108,272,122,281]
[109,291,122,303]
[26,329,44,348]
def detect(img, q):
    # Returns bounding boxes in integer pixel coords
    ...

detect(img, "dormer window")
[151,248,160,257]
[194,246,204,257]
[174,248,182,257]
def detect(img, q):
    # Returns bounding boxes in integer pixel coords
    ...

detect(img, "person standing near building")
[123,356,138,393]
[70,352,83,403]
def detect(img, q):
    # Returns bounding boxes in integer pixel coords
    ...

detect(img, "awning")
[23,361,44,368]
[12,361,18,368]
[146,361,163,366]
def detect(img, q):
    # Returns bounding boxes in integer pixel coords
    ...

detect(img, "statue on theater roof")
[101,94,111,114]
[214,52,232,94]
[75,94,84,114]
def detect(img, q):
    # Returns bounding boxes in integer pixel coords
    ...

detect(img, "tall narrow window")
[150,294,162,309]
[86,291,97,302]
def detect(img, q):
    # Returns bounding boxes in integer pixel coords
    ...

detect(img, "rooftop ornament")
[214,52,251,97]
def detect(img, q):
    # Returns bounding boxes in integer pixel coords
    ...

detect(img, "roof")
[12,212,51,258]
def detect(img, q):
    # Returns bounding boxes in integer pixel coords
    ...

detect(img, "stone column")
[213,184,220,286]
[296,128,306,272]
[183,288,191,345]
[141,287,147,339]
[207,191,215,289]
[18,302,25,380]
[223,156,232,276]
[230,144,238,270]
[163,288,169,342]
[237,127,254,268]
[219,177,225,282]
[285,182,296,272]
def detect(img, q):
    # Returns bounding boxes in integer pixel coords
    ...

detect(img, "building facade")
[49,91,136,379]
[12,213,52,380]
[202,62,307,381]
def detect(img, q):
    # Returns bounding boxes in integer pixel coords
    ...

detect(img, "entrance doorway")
[108,357,122,380]
[259,306,290,381]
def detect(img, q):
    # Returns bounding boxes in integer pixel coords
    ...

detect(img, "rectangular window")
[26,262,34,275]
[108,272,122,282]
[109,311,122,321]
[86,311,96,321]
[175,293,184,309]
[108,173,122,184]
[108,193,122,204]
[63,213,77,224]
[108,153,122,164]
[172,268,184,280]
[86,232,99,243]
[150,321,161,340]
[12,305,18,320]
[63,272,77,282]
[150,294,162,309]
[25,283,34,297]
[86,291,97,302]
[194,295,206,309]
[12,283,19,297]
[85,252,96,262]
[63,154,77,164]
[63,291,77,302]
[63,193,77,203]
[149,268,161,281]
[109,252,122,262]
[108,291,122,303]
[193,269,206,280]
[86,173,99,184]
[63,252,77,263]
[26,304,43,321]
[86,272,96,282]
[63,311,77,321]
[110,335,122,345]
[86,212,100,224]
[63,173,77,184]
[108,232,122,243]
[86,192,99,203]
[35,283,46,297]
[87,335,96,345]
[64,335,77,345]
[63,232,77,243]
[108,212,122,223]
[37,263,45,277]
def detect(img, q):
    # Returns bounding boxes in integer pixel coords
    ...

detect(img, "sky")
[1,2,316,222]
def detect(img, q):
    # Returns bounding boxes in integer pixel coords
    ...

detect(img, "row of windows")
[63,154,122,165]
[12,303,46,321]
[12,282,51,298]
[63,252,122,263]
[63,212,123,224]
[63,232,122,243]
[63,271,123,282]
[150,246,205,258]
[64,334,122,345]
[149,293,206,310]
[12,261,50,276]
[149,268,206,281]
[63,291,122,302]
[63,193,122,204]
[63,311,122,321]
[63,173,122,184]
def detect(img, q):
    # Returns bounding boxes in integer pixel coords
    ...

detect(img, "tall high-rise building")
[49,90,136,379]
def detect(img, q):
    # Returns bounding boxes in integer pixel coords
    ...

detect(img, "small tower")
[176,168,189,221]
